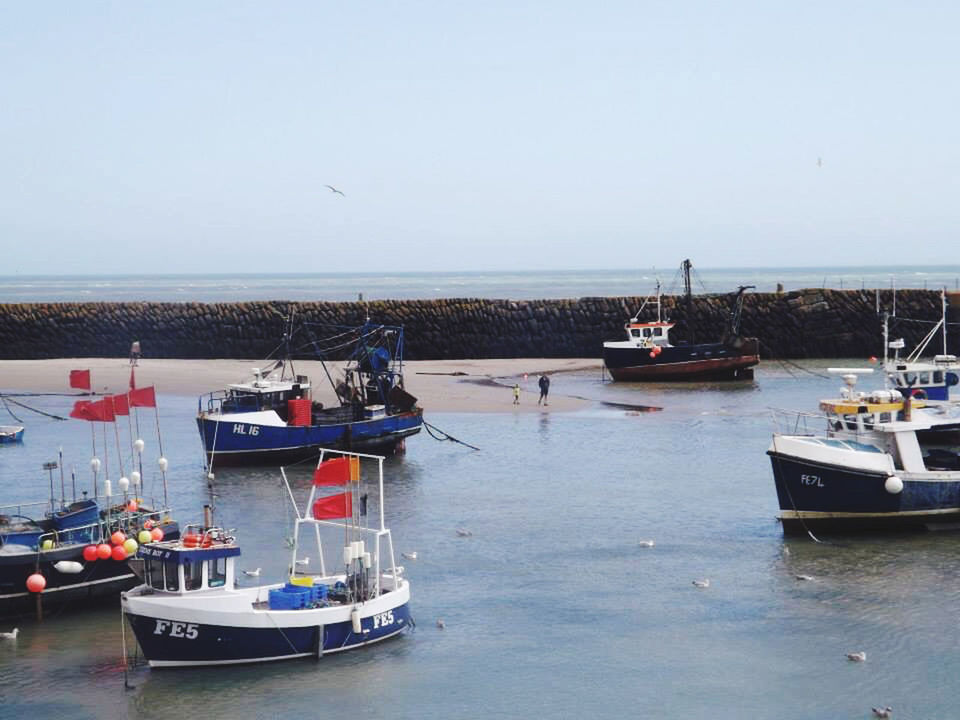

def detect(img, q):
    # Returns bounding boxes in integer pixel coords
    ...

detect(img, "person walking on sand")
[538,374,550,406]
[512,383,520,405]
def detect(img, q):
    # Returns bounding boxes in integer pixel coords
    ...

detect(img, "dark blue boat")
[198,320,422,466]
[0,425,24,444]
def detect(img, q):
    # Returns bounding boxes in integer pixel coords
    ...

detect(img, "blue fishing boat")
[769,370,960,534]
[0,471,178,617]
[0,425,24,444]
[123,450,412,667]
[197,320,422,467]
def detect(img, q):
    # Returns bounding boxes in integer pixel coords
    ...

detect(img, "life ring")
[182,532,212,548]
[912,388,927,400]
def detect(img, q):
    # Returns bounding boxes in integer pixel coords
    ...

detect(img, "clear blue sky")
[1,2,957,274]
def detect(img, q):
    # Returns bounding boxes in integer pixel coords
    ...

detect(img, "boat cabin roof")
[140,540,241,565]
[627,321,674,330]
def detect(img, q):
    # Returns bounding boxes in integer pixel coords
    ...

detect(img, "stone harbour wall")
[0,290,958,360]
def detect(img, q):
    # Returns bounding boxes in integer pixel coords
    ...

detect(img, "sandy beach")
[0,358,599,413]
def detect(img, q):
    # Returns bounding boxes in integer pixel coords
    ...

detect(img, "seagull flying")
[795,574,814,581]
[243,568,261,577]
[295,556,309,566]
[456,528,473,537]
[401,551,418,560]
[871,707,892,718]
[846,651,866,662]
[0,628,18,640]
[325,184,345,196]
[638,539,655,548]
[692,579,710,589]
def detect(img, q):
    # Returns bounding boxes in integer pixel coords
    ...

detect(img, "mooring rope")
[423,420,480,451]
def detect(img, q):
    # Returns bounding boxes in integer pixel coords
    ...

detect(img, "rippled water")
[1,363,959,719]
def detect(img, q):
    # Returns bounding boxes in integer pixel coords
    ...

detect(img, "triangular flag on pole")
[69,369,91,391]
[312,491,352,519]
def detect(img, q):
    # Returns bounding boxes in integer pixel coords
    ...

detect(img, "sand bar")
[0,358,599,413]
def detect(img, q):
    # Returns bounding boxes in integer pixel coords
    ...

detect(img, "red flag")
[313,457,350,486]
[129,366,136,390]
[312,491,352,519]
[129,386,156,408]
[69,400,95,421]
[70,398,115,422]
[69,369,91,391]
[111,393,130,416]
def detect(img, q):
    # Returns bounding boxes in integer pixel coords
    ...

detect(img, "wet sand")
[0,358,599,413]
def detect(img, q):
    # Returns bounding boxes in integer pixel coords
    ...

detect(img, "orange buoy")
[26,573,46,593]
[143,519,155,530]
[83,545,98,562]
[150,527,164,542]
[96,543,112,560]
[111,531,126,546]
[127,500,138,512]
[111,544,127,561]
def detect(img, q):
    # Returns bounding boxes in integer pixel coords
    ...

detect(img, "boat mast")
[943,288,948,356]
[682,259,694,343]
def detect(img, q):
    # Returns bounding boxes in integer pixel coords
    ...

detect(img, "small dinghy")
[0,425,24,444]
[122,449,412,667]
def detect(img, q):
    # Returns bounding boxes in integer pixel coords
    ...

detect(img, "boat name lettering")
[153,620,199,639]
[232,424,259,436]
[372,610,394,629]
[800,474,824,487]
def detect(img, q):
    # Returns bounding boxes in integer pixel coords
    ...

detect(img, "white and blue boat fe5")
[122,450,412,667]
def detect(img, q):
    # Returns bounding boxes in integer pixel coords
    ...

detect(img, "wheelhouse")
[140,527,241,594]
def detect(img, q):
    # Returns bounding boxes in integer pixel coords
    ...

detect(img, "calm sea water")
[1,363,958,719]
[1,266,959,303]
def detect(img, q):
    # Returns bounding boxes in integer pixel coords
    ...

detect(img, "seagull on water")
[846,651,866,662]
[692,579,710,589]
[401,551,418,560]
[436,619,445,629]
[325,184,345,196]
[0,628,18,640]
[795,574,814,581]
[872,707,892,718]
[638,540,655,548]
[243,568,261,577]
[456,528,473,537]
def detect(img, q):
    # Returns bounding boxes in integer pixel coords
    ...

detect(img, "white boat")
[122,449,412,666]
[769,370,960,534]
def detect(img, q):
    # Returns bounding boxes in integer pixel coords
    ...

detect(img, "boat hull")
[603,340,759,381]
[769,450,960,533]
[0,523,179,617]
[125,597,412,666]
[197,410,423,466]
[0,426,24,444]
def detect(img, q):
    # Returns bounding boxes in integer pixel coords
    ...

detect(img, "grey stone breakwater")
[0,290,958,361]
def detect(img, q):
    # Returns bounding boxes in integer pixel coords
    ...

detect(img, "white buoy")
[53,561,84,574]
[134,438,145,453]
[104,479,112,497]
[351,608,362,633]
[362,552,372,568]
[90,457,101,473]
[157,457,168,472]
[118,476,130,492]
[343,546,353,565]
[885,475,904,494]
[351,541,363,559]
[207,473,215,481]
[130,471,141,487]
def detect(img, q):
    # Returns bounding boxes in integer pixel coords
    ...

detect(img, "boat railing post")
[314,522,325,576]
[378,457,385,532]
[374,532,381,596]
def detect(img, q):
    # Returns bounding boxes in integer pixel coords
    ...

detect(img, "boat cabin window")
[631,329,641,338]
[183,559,203,591]
[934,371,944,383]
[863,414,875,430]
[653,327,663,337]
[879,411,892,423]
[919,372,930,384]
[146,559,180,591]
[643,328,652,337]
[843,414,859,431]
[209,557,227,587]
[904,372,917,386]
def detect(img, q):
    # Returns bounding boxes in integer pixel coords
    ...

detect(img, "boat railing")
[199,390,266,416]
[0,499,51,520]
[769,408,829,436]
[29,504,177,550]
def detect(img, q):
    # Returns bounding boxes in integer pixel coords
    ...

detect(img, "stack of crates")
[268,583,312,610]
